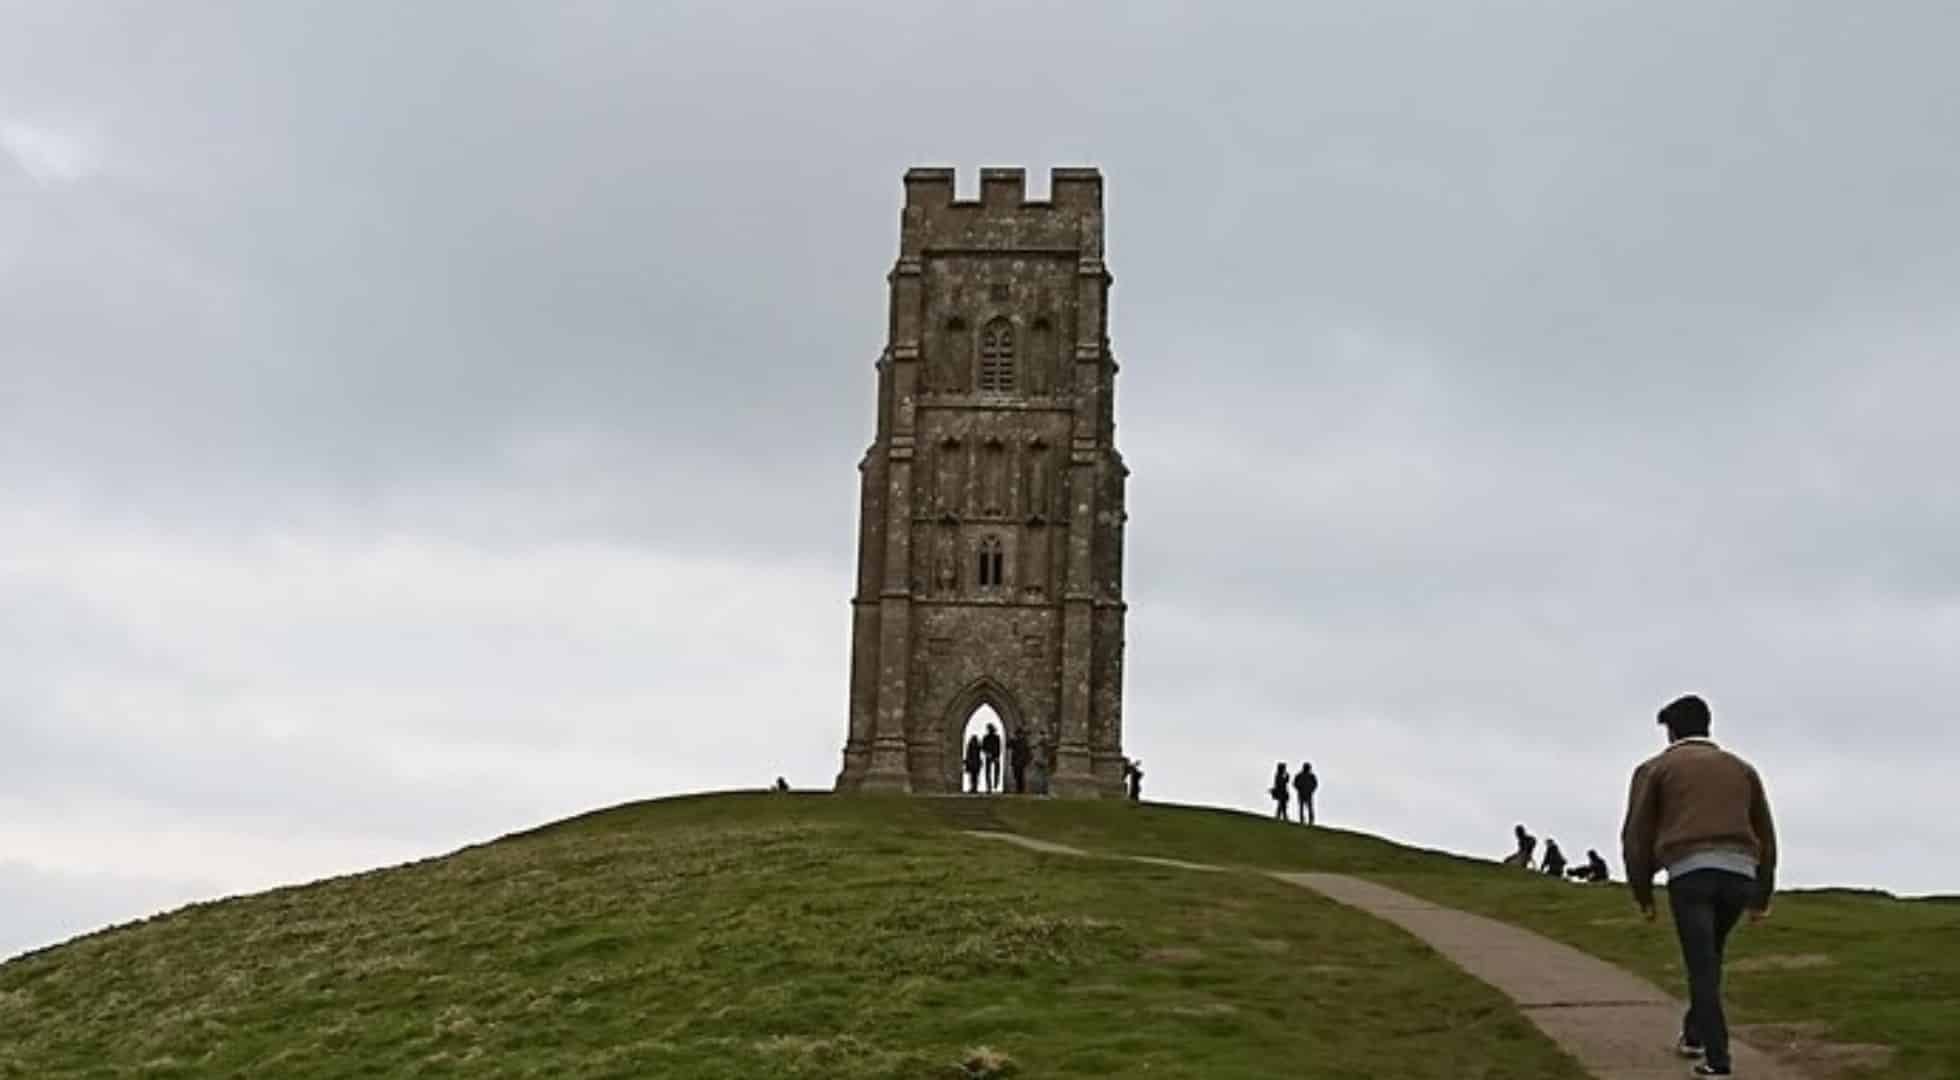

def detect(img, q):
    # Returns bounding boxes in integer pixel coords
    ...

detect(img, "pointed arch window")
[976,535,1006,588]
[979,319,1016,393]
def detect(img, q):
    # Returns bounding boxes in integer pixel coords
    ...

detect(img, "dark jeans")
[1668,868,1755,1070]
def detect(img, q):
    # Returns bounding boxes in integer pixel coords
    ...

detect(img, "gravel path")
[968,830,1800,1079]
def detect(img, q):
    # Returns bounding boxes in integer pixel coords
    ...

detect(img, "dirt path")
[967,831,1800,1079]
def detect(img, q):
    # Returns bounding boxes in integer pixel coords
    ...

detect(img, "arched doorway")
[958,704,1005,793]
[941,678,1024,793]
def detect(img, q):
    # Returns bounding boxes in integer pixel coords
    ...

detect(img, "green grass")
[987,799,1960,1079]
[0,794,1581,1079]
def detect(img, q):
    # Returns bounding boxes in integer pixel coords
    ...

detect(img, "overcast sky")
[5,1,1958,960]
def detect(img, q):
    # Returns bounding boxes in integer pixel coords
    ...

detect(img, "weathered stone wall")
[837,167,1127,797]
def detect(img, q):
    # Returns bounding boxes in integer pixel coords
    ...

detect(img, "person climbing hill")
[1620,693,1779,1078]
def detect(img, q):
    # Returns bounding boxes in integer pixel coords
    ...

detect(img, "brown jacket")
[1619,738,1777,909]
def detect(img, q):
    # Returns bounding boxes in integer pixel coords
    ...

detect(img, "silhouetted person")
[981,723,1002,793]
[1567,849,1610,883]
[1622,694,1777,1077]
[772,776,789,793]
[1270,762,1290,821]
[964,734,983,794]
[1007,728,1032,794]
[1504,824,1537,869]
[1292,762,1318,825]
[1541,838,1567,878]
[1123,759,1143,801]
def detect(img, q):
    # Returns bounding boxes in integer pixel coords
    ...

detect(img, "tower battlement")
[901,167,1105,256]
[902,166,1103,211]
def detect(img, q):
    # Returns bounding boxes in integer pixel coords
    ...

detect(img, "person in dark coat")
[1007,728,1032,793]
[963,735,983,794]
[1541,838,1568,878]
[980,723,1002,793]
[1567,849,1611,883]
[1270,762,1291,821]
[1292,762,1319,825]
[1123,758,1143,801]
[1504,824,1538,869]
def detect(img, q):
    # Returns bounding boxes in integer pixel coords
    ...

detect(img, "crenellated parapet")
[900,167,1107,259]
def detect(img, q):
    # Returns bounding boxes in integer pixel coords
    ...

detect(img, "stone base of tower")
[1048,743,1113,799]
[833,744,867,792]
[1089,750,1130,798]
[835,738,912,794]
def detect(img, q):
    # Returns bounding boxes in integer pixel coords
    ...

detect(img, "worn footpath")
[969,831,1801,1080]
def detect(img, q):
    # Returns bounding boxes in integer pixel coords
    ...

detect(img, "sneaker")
[1675,1036,1706,1059]
[1690,1064,1732,1076]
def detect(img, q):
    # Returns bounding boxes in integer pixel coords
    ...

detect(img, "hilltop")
[1,794,1953,1077]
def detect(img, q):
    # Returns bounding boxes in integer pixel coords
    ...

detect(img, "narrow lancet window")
[976,536,1006,588]
[979,319,1016,393]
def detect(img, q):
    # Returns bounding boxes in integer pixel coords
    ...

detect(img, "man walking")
[1292,762,1318,825]
[1620,694,1778,1077]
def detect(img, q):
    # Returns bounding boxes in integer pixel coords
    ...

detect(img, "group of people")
[1248,695,1779,1077]
[960,722,1145,801]
[1503,824,1611,883]
[963,722,1038,794]
[936,693,1782,1077]
[1267,761,1319,825]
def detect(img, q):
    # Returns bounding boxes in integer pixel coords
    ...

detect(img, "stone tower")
[836,167,1127,797]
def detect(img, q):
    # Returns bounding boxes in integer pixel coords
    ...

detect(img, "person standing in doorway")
[1270,762,1290,821]
[981,723,1003,794]
[1620,694,1778,1078]
[1028,726,1053,796]
[1292,762,1318,825]
[1007,727,1032,794]
[963,734,983,794]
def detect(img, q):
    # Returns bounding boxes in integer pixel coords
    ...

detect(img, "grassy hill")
[1,794,1953,1078]
[980,798,1960,1079]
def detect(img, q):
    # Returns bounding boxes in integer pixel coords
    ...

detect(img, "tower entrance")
[835,167,1129,797]
[956,702,1004,793]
